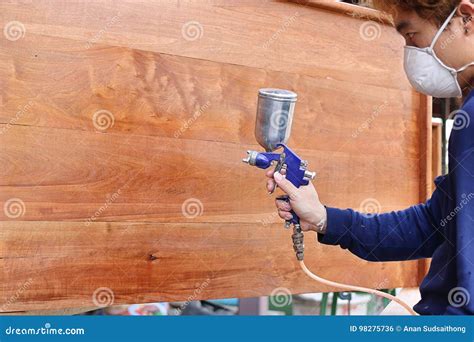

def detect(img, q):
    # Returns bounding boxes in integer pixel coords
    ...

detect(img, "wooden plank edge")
[416,93,433,284]
[288,0,393,25]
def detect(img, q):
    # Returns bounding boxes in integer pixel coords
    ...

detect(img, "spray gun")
[241,89,418,315]
[242,89,316,261]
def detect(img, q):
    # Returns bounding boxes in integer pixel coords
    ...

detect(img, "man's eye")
[406,32,416,40]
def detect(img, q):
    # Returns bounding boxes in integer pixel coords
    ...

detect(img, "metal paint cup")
[255,88,297,152]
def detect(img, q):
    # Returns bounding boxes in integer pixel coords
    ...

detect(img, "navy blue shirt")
[319,90,474,315]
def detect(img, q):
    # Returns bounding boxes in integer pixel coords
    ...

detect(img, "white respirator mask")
[404,7,474,98]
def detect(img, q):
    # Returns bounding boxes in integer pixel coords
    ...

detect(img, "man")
[268,0,474,315]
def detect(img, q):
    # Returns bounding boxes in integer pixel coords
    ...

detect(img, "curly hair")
[369,0,461,25]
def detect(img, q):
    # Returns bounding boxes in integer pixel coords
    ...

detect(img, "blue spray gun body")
[243,143,315,225]
[242,89,316,260]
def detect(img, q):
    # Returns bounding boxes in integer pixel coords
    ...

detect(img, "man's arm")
[318,192,445,262]
[270,170,447,262]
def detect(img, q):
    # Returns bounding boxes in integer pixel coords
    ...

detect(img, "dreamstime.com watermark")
[0,100,35,135]
[85,13,121,49]
[174,101,211,138]
[3,198,26,219]
[262,12,300,49]
[269,287,292,308]
[1,278,33,312]
[269,109,292,131]
[359,21,382,41]
[92,109,115,132]
[440,193,474,227]
[92,287,115,308]
[439,19,466,50]
[85,185,127,226]
[359,198,382,218]
[181,198,204,219]
[181,21,204,41]
[175,278,210,314]
[352,101,388,138]
[3,21,26,41]
[259,211,279,227]
[448,287,470,308]
[449,109,471,131]
[4,323,85,336]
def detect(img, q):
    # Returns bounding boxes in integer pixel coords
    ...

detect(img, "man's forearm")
[316,203,443,262]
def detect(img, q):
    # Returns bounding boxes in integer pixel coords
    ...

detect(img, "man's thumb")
[273,172,297,196]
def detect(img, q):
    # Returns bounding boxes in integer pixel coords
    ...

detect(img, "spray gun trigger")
[269,154,286,194]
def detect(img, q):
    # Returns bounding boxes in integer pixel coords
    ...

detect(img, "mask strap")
[430,7,458,50]
[457,62,474,73]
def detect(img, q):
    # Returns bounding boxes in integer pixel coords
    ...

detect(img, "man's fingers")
[273,172,298,197]
[278,210,293,221]
[266,178,276,192]
[266,168,287,177]
[266,169,274,178]
[275,199,291,211]
[300,221,314,232]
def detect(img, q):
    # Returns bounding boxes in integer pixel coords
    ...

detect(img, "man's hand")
[266,169,327,233]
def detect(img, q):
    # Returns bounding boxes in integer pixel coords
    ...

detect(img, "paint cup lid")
[258,88,297,102]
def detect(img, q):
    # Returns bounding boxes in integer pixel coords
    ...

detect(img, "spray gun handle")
[276,194,305,261]
[276,195,299,227]
[242,144,310,261]
[242,144,316,227]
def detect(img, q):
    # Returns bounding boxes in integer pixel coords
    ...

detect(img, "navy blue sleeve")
[318,182,446,262]
[447,115,474,311]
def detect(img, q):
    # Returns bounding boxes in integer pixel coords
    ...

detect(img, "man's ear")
[458,0,474,34]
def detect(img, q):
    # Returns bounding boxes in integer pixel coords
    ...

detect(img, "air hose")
[298,260,418,315]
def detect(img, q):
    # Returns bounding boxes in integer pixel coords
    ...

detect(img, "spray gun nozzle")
[242,150,257,166]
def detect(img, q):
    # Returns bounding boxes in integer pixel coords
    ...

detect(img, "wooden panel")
[294,0,393,24]
[418,118,444,281]
[0,0,430,312]
[0,0,408,89]
[0,34,419,158]
[1,221,421,312]
[419,96,433,202]
[416,95,434,284]
[432,119,443,181]
[0,124,420,222]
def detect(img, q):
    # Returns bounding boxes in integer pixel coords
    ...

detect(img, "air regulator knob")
[303,170,316,181]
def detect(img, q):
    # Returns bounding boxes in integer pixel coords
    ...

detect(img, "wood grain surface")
[0,0,431,312]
